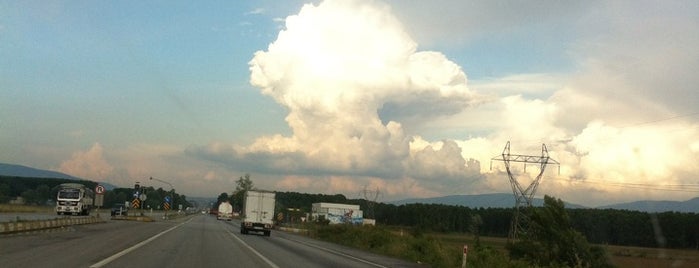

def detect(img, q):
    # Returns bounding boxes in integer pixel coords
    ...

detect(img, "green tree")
[231,174,254,210]
[36,184,51,204]
[0,183,10,203]
[21,189,40,205]
[235,173,254,192]
[508,195,613,267]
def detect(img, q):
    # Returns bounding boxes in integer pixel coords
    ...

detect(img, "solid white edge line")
[225,228,280,268]
[89,218,194,268]
[281,236,388,268]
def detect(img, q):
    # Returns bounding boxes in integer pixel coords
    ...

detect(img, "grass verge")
[303,224,699,268]
[306,224,523,267]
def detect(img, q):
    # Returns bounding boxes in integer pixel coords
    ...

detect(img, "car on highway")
[110,203,129,216]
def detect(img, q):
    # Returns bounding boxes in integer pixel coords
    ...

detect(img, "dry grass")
[605,245,699,268]
[427,232,699,268]
[0,204,54,213]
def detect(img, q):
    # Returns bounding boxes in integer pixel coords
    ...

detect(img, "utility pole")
[491,141,559,240]
[150,177,174,219]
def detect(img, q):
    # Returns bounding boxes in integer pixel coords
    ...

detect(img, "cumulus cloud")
[187,0,699,205]
[188,0,488,198]
[58,143,113,180]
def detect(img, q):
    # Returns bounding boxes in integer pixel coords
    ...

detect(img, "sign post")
[462,245,468,268]
[163,196,171,219]
[94,185,105,214]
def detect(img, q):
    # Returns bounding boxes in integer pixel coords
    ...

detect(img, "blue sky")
[2,0,698,206]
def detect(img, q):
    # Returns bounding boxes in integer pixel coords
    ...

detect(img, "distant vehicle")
[55,183,95,216]
[111,203,129,216]
[217,201,233,221]
[240,190,276,236]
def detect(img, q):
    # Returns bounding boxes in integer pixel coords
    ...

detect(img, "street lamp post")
[150,177,174,219]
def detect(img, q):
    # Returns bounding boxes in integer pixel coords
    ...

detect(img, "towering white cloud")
[185,0,488,198]
[186,0,699,205]
[241,0,484,179]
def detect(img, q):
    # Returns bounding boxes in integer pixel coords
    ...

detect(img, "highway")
[0,214,423,268]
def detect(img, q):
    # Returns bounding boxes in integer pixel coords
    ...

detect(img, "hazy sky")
[2,0,698,207]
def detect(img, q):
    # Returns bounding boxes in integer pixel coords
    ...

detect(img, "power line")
[550,177,699,193]
[617,111,699,129]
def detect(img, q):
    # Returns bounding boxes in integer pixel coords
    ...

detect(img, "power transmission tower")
[360,186,380,219]
[491,141,559,240]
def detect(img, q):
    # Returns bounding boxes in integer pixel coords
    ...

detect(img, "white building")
[311,202,363,224]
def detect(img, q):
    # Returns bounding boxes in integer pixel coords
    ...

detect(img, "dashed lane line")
[225,228,280,268]
[89,217,194,268]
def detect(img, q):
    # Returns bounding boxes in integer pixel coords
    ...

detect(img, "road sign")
[133,191,140,198]
[163,202,170,210]
[164,196,171,203]
[95,185,105,194]
[132,198,140,209]
[139,193,147,201]
[95,194,104,207]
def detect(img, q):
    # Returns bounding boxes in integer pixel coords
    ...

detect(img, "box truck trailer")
[240,190,275,236]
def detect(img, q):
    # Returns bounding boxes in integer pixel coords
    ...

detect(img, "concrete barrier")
[111,215,155,222]
[278,226,309,234]
[0,216,105,234]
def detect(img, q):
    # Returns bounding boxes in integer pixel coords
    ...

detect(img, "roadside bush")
[508,196,614,268]
[311,224,459,267]
[468,245,528,268]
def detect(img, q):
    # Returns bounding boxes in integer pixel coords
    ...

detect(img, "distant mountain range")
[0,163,82,180]
[390,193,586,209]
[3,162,698,213]
[0,163,117,190]
[597,198,699,213]
[389,193,699,213]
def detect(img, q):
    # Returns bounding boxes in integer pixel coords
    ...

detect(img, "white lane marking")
[225,228,280,268]
[89,218,194,268]
[281,236,388,268]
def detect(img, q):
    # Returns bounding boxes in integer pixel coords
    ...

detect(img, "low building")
[311,202,363,224]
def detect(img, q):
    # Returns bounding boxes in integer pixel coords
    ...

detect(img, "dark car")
[111,203,129,216]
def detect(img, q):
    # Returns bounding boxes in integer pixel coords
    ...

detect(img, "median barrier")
[111,215,154,222]
[0,215,105,234]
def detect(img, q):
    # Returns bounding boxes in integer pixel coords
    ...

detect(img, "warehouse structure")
[311,202,363,224]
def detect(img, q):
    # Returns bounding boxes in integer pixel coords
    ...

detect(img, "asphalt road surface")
[0,214,423,268]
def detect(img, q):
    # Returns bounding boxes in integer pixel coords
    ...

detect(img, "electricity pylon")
[491,141,559,240]
[360,186,380,219]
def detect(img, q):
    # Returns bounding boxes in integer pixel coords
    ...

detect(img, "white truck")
[240,190,275,236]
[217,201,233,221]
[56,183,95,216]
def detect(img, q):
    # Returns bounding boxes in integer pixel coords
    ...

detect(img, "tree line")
[262,190,699,249]
[0,176,191,209]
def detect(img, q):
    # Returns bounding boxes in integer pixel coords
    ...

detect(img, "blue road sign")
[164,196,171,203]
